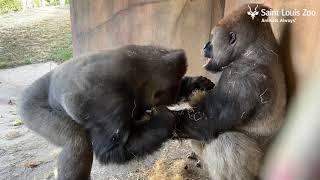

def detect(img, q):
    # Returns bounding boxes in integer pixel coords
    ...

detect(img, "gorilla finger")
[194,76,215,91]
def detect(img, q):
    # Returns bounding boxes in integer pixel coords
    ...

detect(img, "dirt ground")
[0,6,72,69]
[0,63,210,180]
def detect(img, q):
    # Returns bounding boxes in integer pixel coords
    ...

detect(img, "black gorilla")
[174,4,287,180]
[18,45,214,180]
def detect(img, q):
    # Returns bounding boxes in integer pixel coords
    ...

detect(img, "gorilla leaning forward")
[18,45,214,180]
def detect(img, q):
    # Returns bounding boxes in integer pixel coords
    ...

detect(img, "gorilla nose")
[203,41,213,58]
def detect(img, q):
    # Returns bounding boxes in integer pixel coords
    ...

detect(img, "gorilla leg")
[19,78,93,180]
[57,126,92,180]
[202,132,262,180]
[21,105,92,180]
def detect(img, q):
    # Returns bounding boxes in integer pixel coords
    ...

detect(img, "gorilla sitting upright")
[174,4,287,180]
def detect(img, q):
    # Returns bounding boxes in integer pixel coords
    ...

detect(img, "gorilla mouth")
[202,58,213,68]
[202,57,228,72]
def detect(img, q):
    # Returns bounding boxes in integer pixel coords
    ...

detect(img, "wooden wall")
[70,0,224,75]
[70,0,320,97]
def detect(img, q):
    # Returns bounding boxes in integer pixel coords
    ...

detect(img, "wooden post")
[69,0,320,94]
[70,0,224,75]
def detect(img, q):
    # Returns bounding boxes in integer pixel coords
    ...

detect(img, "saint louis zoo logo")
[246,4,317,23]
[247,4,259,20]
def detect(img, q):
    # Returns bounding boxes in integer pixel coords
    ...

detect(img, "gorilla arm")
[177,76,215,101]
[90,105,176,164]
[175,70,267,141]
[63,91,175,164]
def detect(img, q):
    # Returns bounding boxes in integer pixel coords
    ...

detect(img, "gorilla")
[174,4,287,180]
[18,45,214,180]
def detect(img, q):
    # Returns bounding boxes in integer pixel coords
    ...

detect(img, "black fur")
[176,4,286,180]
[176,60,274,141]
[18,45,213,179]
[175,4,279,142]
[173,4,286,179]
[178,76,215,101]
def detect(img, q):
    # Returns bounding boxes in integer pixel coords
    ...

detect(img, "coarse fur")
[18,45,214,180]
[175,4,287,180]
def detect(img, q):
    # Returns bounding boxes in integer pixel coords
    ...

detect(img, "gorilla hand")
[178,76,214,101]
[188,76,215,91]
[149,106,176,131]
[172,108,209,141]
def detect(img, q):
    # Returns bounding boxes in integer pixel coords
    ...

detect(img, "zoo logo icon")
[247,4,259,20]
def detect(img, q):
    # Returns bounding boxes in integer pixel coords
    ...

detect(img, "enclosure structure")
[70,0,320,98]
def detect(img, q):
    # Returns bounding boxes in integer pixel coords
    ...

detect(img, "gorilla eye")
[229,32,236,44]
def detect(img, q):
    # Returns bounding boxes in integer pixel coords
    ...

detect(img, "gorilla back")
[18,45,190,180]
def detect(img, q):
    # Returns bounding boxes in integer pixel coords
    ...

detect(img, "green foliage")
[33,0,40,7]
[24,58,32,64]
[0,0,69,14]
[49,46,72,62]
[45,0,69,6]
[0,0,22,14]
[46,0,58,6]
[14,119,24,126]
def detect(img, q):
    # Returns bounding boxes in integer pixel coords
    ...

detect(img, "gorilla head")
[112,46,187,112]
[142,48,188,107]
[202,5,270,72]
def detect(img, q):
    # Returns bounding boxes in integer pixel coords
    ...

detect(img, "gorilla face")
[202,17,257,72]
[202,27,238,72]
